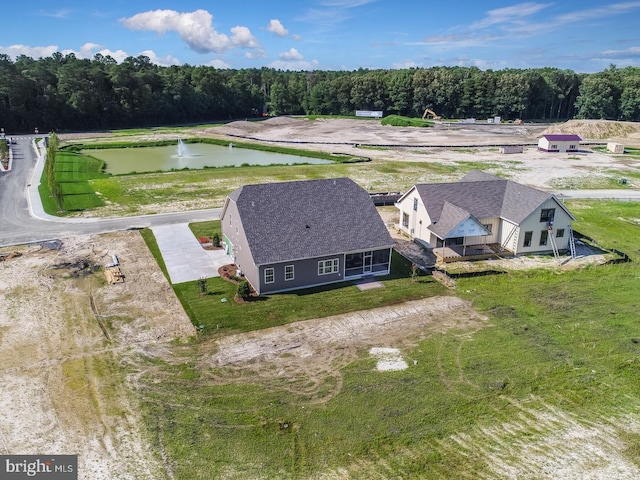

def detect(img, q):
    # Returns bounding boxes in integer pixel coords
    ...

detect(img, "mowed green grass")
[136,200,640,479]
[41,151,107,211]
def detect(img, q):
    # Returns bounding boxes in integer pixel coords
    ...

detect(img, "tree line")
[1,52,639,133]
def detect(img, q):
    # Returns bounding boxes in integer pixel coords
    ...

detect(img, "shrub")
[381,115,433,128]
[237,280,251,300]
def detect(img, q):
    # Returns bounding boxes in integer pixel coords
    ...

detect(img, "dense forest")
[1,52,639,133]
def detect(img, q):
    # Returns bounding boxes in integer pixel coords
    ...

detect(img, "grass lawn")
[40,151,108,213]
[86,159,510,218]
[139,226,446,336]
[135,200,640,479]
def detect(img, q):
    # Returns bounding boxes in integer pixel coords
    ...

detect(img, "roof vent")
[306,224,311,229]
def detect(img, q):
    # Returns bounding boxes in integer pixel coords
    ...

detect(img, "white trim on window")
[285,265,294,281]
[318,258,339,275]
[264,268,275,284]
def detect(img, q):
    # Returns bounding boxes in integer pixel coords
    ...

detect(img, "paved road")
[555,190,640,201]
[0,136,221,247]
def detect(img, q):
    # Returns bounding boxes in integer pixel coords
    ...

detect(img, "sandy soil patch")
[199,296,487,403]
[211,117,640,190]
[369,347,408,371]
[0,232,194,480]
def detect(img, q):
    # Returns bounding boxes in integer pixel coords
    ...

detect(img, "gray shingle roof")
[414,170,559,226]
[230,178,394,265]
[429,202,473,238]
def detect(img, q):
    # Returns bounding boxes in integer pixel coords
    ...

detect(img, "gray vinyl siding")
[258,254,343,294]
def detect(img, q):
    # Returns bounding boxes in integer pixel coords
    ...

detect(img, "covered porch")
[434,242,512,263]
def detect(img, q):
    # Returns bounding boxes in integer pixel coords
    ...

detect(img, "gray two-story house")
[220,178,394,295]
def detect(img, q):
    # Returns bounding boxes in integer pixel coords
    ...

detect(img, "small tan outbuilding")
[607,142,624,154]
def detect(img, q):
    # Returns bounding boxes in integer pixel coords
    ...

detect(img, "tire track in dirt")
[199,296,488,404]
[0,232,194,480]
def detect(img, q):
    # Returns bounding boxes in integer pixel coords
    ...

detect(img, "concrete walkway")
[151,223,233,284]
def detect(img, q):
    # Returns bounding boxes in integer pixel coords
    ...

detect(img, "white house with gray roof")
[220,178,394,295]
[396,171,576,260]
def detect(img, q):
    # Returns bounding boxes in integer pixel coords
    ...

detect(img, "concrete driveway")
[151,223,233,284]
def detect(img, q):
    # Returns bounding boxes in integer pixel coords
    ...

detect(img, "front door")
[364,251,372,273]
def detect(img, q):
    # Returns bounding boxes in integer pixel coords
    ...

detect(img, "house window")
[264,268,274,284]
[523,231,533,247]
[569,144,576,149]
[402,212,409,228]
[482,224,493,234]
[539,230,548,246]
[413,198,418,211]
[551,144,558,149]
[540,208,555,223]
[556,229,565,238]
[318,259,339,275]
[285,265,294,281]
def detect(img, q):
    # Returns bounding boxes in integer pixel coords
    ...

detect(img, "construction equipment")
[568,225,577,259]
[548,225,560,260]
[422,108,441,121]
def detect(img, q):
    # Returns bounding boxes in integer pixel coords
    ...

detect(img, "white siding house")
[538,134,582,152]
[396,171,576,260]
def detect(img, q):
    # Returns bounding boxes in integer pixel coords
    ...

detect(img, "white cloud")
[120,9,260,54]
[0,41,181,66]
[599,46,640,58]
[71,42,130,62]
[207,58,231,69]
[292,34,302,41]
[555,1,640,23]
[279,48,304,61]
[266,19,289,37]
[300,0,378,26]
[268,59,320,71]
[0,44,59,59]
[470,2,550,30]
[318,0,377,6]
[392,60,422,69]
[138,50,182,66]
[229,26,259,48]
[36,9,73,19]
[245,49,266,59]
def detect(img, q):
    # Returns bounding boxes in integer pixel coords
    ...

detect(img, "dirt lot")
[61,117,640,194]
[209,117,640,190]
[200,296,488,404]
[0,232,193,480]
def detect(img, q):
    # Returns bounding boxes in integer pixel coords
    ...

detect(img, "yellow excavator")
[422,108,441,121]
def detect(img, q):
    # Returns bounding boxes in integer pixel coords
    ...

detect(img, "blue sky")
[1,1,639,72]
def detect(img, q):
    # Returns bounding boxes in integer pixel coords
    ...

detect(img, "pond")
[86,142,331,175]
